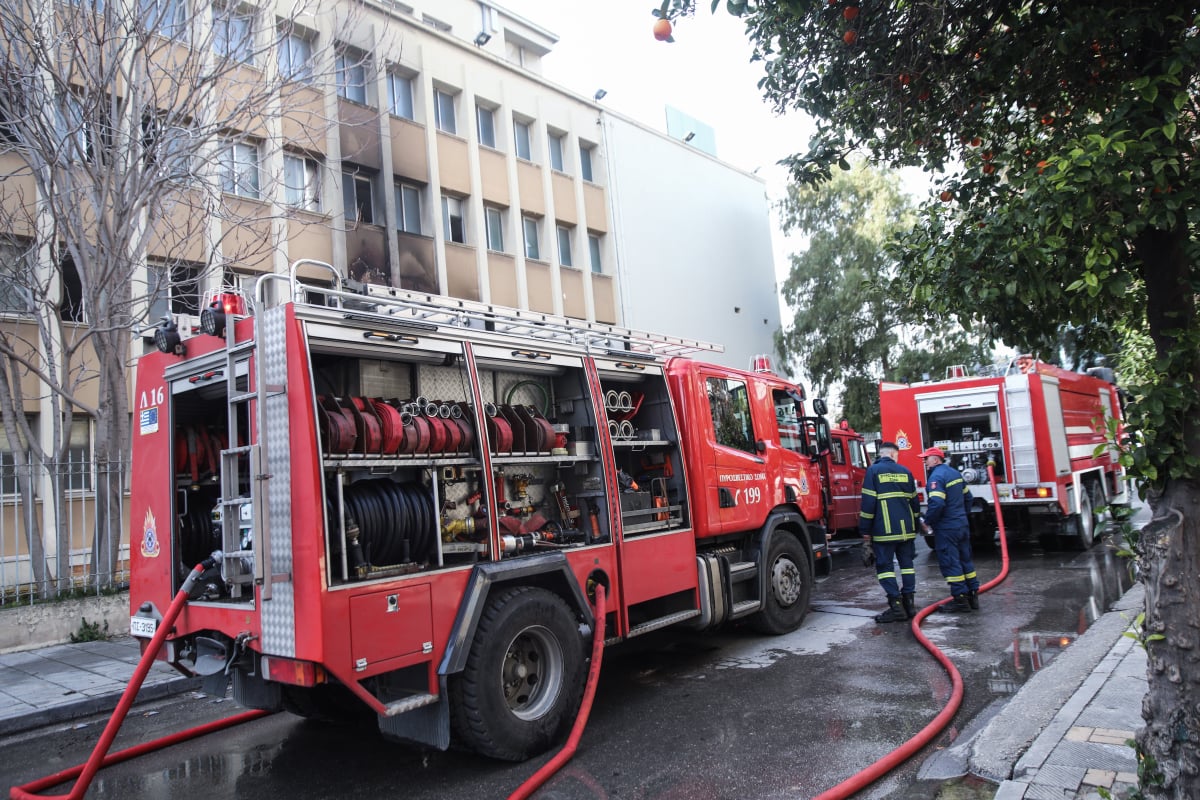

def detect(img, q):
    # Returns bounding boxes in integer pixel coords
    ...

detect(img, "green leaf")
[1163,121,1177,141]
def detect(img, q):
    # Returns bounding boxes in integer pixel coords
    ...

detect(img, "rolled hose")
[508,582,607,800]
[9,560,271,800]
[813,462,1011,800]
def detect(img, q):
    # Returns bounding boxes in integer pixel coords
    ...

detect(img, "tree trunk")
[1139,481,1200,799]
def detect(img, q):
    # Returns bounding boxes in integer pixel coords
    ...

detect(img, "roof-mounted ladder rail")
[252,260,723,360]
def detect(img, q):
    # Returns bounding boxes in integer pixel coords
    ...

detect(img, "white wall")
[603,114,781,371]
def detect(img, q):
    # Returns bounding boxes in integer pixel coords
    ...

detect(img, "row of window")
[0,415,93,494]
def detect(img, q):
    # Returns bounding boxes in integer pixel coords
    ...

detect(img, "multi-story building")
[0,0,781,593]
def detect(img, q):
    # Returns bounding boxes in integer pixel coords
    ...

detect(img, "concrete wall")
[603,115,781,371]
[0,594,130,654]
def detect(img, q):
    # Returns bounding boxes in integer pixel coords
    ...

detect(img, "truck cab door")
[701,373,769,537]
[824,430,857,531]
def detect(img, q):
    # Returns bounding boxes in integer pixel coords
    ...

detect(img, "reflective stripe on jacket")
[858,456,920,541]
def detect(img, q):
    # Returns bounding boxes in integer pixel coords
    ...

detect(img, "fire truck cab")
[130,263,832,761]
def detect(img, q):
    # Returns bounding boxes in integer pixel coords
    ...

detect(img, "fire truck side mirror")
[813,398,828,416]
[755,439,766,454]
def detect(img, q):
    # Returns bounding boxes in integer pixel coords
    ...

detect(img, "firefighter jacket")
[858,456,920,541]
[924,462,971,531]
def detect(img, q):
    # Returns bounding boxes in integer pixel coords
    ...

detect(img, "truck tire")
[749,532,813,635]
[449,586,585,761]
[1072,487,1097,549]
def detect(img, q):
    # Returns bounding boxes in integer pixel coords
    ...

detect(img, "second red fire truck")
[130,262,840,761]
[879,357,1128,549]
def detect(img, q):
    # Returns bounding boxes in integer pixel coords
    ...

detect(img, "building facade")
[0,0,782,593]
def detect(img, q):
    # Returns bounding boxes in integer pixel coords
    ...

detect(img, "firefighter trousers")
[872,538,917,599]
[934,525,979,597]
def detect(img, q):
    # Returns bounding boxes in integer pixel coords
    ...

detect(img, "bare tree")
[0,0,373,595]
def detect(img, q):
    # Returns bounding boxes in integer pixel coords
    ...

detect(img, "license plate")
[130,615,157,638]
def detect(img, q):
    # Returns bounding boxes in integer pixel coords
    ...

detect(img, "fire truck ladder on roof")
[275,260,723,360]
[1004,376,1040,485]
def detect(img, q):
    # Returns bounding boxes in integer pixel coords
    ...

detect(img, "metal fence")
[0,453,130,604]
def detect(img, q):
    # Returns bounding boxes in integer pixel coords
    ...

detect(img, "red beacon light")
[750,354,775,374]
[200,288,249,338]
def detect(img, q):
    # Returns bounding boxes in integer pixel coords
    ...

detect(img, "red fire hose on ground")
[813,463,1012,800]
[508,582,608,800]
[9,562,269,800]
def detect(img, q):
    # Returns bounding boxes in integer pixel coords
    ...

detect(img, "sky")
[497,0,817,277]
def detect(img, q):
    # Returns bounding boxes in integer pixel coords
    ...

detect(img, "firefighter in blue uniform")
[859,442,921,623]
[919,446,981,613]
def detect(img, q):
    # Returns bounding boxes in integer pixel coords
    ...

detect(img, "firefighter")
[858,441,921,623]
[919,446,980,613]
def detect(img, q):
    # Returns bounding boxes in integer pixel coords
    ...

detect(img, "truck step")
[627,609,701,638]
[380,692,439,717]
[727,561,757,583]
[729,599,762,618]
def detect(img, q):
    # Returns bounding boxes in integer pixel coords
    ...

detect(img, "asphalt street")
[0,533,1137,800]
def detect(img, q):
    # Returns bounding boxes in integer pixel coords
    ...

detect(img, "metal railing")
[0,453,130,604]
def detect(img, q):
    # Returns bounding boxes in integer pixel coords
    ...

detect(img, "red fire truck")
[129,263,835,761]
[878,357,1129,549]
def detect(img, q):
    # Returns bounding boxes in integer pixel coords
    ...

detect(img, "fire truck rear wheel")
[449,585,585,761]
[749,531,813,635]
[1073,486,1097,549]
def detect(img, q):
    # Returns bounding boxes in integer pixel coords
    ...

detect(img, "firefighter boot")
[874,597,907,624]
[938,594,972,613]
[967,590,980,610]
[901,593,916,619]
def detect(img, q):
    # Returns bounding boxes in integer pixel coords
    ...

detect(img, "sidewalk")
[970,582,1147,799]
[0,637,199,738]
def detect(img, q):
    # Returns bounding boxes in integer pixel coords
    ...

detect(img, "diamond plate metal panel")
[417,364,472,404]
[260,308,296,657]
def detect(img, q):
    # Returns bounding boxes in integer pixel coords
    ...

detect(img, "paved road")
[1,534,1136,800]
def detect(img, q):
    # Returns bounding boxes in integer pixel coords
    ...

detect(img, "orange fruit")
[843,29,858,44]
[653,18,672,41]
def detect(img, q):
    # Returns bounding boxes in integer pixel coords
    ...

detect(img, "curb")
[967,581,1145,784]
[0,676,202,739]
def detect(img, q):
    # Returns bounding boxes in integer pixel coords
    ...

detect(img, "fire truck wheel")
[449,586,585,761]
[1073,485,1097,549]
[749,532,813,635]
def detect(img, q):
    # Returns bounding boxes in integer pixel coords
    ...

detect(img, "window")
[64,416,93,492]
[579,144,594,182]
[588,234,602,274]
[141,113,195,182]
[395,181,421,234]
[219,140,260,199]
[0,240,32,313]
[140,0,186,36]
[708,377,754,454]
[442,195,465,243]
[283,153,321,211]
[485,206,504,252]
[147,260,201,320]
[773,391,805,454]
[278,28,313,83]
[548,133,564,172]
[53,93,89,163]
[476,105,495,148]
[0,414,34,495]
[213,3,254,64]
[513,120,531,161]
[434,89,456,134]
[342,170,375,224]
[59,254,85,323]
[830,438,846,465]
[522,216,540,260]
[387,72,414,120]
[336,48,368,104]
[556,225,572,266]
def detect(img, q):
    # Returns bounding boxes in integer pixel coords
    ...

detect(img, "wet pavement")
[0,528,1146,800]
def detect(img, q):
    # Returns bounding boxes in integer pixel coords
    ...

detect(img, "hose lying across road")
[8,562,270,800]
[813,463,1013,800]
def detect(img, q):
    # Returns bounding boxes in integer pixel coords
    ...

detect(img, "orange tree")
[662,1,1200,796]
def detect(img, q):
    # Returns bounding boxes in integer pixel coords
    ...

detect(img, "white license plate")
[130,615,157,638]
